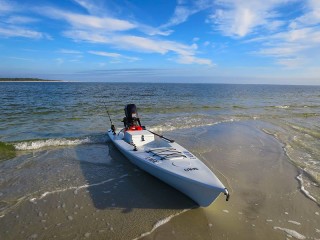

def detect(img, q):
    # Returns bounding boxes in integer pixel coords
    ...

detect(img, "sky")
[0,0,319,84]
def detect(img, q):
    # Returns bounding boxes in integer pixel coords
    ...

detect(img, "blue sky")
[0,0,319,84]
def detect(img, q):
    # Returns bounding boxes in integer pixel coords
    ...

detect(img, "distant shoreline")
[0,78,62,82]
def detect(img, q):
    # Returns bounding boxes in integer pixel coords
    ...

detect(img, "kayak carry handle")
[224,188,230,201]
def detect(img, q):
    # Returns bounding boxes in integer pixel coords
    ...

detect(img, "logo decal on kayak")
[184,167,199,172]
[146,157,159,164]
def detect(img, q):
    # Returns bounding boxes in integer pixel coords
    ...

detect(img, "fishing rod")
[103,102,116,134]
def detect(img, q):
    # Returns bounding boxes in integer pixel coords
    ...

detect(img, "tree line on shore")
[0,78,61,82]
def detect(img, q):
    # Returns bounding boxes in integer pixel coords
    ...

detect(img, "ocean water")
[0,82,320,238]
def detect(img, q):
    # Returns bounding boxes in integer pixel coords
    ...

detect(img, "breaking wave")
[261,124,320,205]
[13,134,109,151]
[296,173,318,204]
[149,117,239,133]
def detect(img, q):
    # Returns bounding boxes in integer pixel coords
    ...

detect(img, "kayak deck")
[146,147,187,160]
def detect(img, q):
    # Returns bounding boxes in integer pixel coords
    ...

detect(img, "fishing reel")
[111,124,116,135]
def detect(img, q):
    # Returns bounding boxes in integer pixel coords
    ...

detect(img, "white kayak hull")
[107,129,229,207]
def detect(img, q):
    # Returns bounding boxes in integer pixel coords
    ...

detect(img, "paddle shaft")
[147,130,175,143]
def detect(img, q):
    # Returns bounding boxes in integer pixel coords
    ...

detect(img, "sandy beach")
[142,121,320,239]
[1,120,319,240]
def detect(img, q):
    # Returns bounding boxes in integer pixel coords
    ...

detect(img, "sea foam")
[296,174,317,203]
[273,226,306,239]
[14,135,108,150]
[35,174,128,201]
[132,209,189,240]
[275,105,290,109]
[0,175,129,218]
[149,118,237,133]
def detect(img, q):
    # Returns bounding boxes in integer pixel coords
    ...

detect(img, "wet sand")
[1,121,319,239]
[143,121,320,239]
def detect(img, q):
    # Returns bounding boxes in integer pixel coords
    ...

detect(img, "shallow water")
[0,82,320,239]
[1,82,319,200]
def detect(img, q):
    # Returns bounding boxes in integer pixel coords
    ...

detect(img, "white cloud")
[203,41,210,47]
[161,0,213,29]
[209,0,320,68]
[251,26,320,67]
[0,2,50,40]
[255,45,306,57]
[9,56,33,61]
[63,30,110,43]
[208,0,290,37]
[279,27,320,43]
[58,49,83,62]
[292,0,320,27]
[114,35,169,54]
[0,25,48,39]
[72,0,115,17]
[0,0,14,14]
[42,8,136,31]
[137,24,173,36]
[275,57,306,68]
[176,54,212,65]
[265,20,286,31]
[72,0,171,37]
[5,16,39,24]
[37,3,213,65]
[72,0,99,14]
[164,5,193,27]
[112,36,211,65]
[64,29,211,65]
[89,51,121,58]
[88,50,140,62]
[59,49,82,54]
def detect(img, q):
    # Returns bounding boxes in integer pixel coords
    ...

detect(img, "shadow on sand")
[77,141,196,212]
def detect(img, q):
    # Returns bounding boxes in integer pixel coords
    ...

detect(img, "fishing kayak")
[107,128,229,207]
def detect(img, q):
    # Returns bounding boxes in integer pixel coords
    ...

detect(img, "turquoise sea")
[0,82,319,239]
